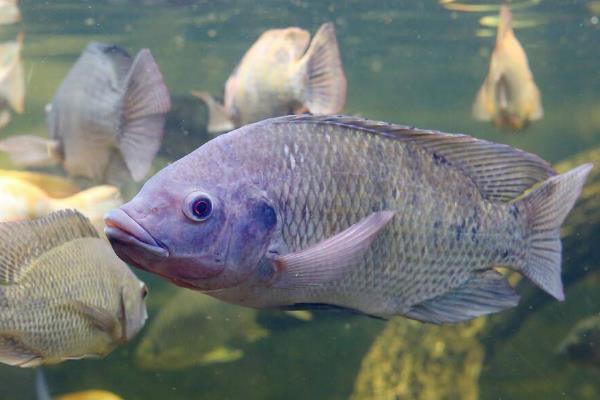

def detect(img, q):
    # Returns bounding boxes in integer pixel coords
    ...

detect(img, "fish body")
[0,33,24,128]
[105,115,591,322]
[0,174,122,232]
[0,210,147,367]
[193,22,346,133]
[135,288,267,370]
[0,42,171,182]
[473,5,543,131]
[557,316,600,368]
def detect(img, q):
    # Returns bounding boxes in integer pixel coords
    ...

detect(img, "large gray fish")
[193,22,346,133]
[104,115,592,323]
[0,42,171,182]
[0,210,148,367]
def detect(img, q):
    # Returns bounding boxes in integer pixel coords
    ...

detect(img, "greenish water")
[0,0,599,399]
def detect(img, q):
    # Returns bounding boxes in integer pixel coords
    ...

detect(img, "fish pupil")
[192,198,212,219]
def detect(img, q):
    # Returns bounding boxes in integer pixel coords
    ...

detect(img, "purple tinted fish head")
[104,155,279,291]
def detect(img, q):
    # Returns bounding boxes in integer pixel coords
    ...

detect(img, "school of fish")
[0,1,595,397]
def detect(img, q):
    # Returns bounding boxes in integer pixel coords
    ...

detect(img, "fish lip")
[104,209,169,258]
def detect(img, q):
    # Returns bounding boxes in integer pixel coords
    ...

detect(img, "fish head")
[105,156,279,291]
[121,277,149,342]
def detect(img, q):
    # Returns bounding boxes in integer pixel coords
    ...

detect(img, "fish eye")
[183,191,214,222]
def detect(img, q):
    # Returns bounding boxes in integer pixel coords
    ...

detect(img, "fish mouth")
[104,209,169,258]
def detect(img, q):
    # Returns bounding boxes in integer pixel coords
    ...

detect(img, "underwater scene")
[0,0,598,399]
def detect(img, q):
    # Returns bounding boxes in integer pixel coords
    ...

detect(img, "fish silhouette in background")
[0,210,148,367]
[135,288,268,370]
[0,33,24,129]
[0,42,171,183]
[557,315,600,368]
[193,22,346,133]
[105,115,591,323]
[0,171,122,233]
[472,5,543,131]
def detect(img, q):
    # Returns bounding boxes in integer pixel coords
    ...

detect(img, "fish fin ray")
[270,211,394,289]
[0,210,98,284]
[120,49,170,181]
[405,270,520,324]
[0,135,62,168]
[516,163,592,301]
[273,115,556,202]
[297,22,346,114]
[191,91,235,133]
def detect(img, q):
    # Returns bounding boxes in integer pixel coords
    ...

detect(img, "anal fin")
[405,270,520,324]
[191,91,235,134]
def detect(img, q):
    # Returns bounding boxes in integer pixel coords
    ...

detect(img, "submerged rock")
[351,319,485,400]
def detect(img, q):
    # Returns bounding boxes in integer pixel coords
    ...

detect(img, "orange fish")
[193,22,346,133]
[472,5,543,131]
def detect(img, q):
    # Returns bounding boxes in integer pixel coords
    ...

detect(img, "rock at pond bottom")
[351,318,485,400]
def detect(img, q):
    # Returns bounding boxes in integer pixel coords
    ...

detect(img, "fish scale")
[219,120,514,316]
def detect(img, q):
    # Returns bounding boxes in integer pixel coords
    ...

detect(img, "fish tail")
[296,22,346,115]
[517,163,593,301]
[191,91,235,133]
[119,49,171,181]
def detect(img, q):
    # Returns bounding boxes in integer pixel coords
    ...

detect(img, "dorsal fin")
[0,210,99,284]
[271,115,556,202]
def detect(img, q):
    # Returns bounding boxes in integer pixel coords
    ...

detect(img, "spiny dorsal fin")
[272,115,556,202]
[0,209,98,284]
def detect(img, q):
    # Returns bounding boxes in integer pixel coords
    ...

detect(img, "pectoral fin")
[270,211,394,289]
[0,135,61,168]
[191,91,235,133]
[69,301,122,340]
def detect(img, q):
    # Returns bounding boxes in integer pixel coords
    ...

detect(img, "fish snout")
[104,208,168,258]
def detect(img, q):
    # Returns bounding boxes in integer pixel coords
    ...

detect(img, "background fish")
[0,33,24,129]
[193,22,346,133]
[0,210,148,367]
[0,0,20,25]
[135,287,267,371]
[0,42,171,182]
[105,115,591,323]
[0,174,122,233]
[472,5,543,131]
[0,169,80,198]
[557,315,600,368]
[35,368,124,400]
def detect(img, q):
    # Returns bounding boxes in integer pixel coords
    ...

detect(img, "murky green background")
[0,0,598,399]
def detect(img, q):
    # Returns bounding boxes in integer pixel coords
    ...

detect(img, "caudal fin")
[297,22,346,114]
[518,163,593,300]
[120,49,171,181]
[191,91,235,134]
